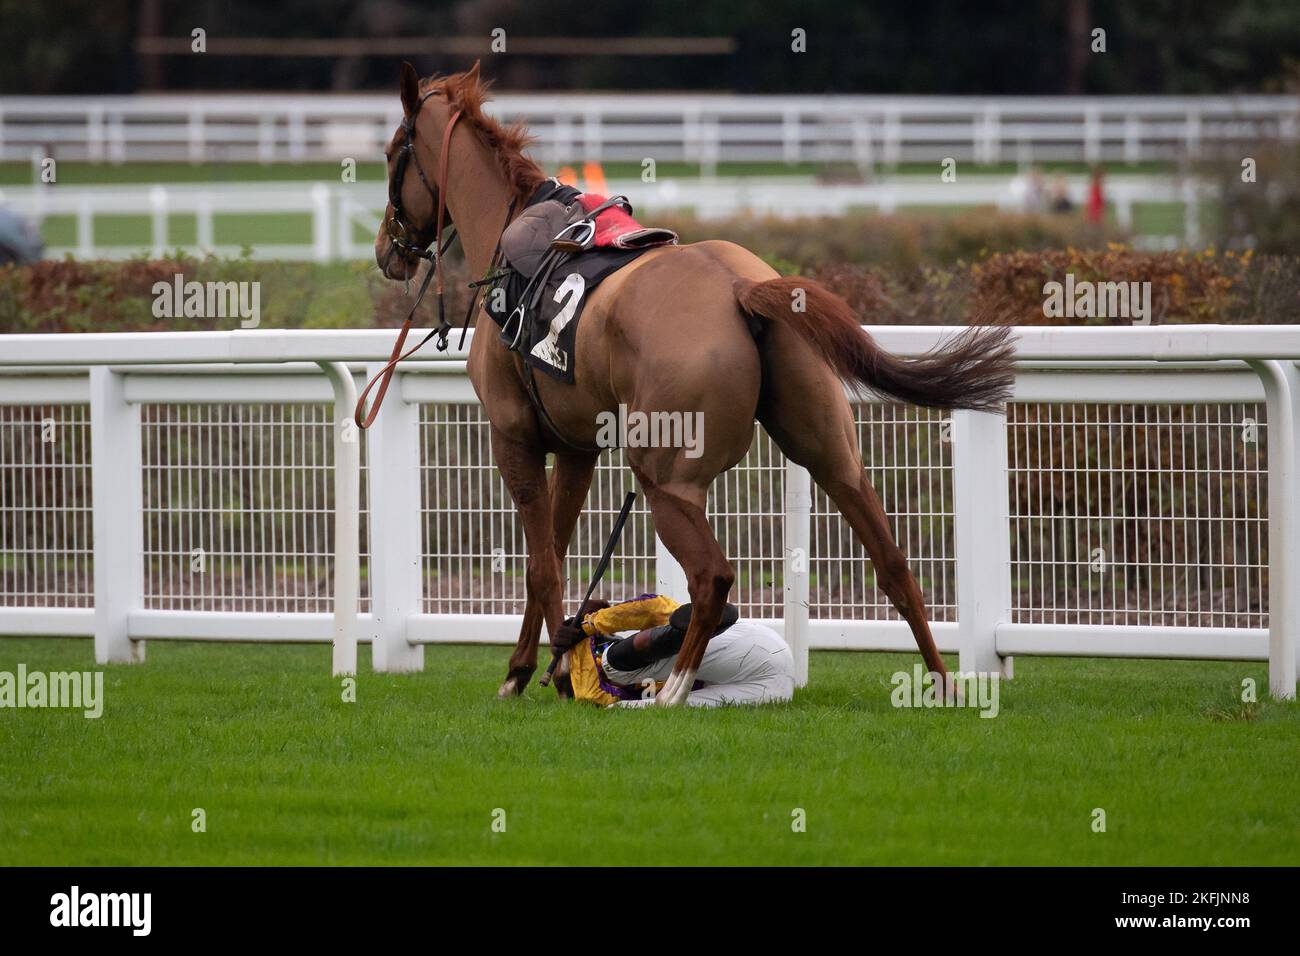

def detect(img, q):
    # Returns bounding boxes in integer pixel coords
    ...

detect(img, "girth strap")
[520,359,601,453]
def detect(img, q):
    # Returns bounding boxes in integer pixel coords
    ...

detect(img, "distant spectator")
[1049,175,1073,213]
[1086,166,1106,225]
[0,207,43,265]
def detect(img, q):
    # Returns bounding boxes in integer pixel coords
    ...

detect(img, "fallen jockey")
[551,593,795,708]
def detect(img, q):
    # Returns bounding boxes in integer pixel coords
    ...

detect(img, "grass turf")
[0,637,1296,866]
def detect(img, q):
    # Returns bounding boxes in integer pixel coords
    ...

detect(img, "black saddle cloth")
[486,181,651,385]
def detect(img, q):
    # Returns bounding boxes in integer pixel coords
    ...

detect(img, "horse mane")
[426,71,547,200]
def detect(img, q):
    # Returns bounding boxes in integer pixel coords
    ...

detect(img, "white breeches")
[601,620,795,708]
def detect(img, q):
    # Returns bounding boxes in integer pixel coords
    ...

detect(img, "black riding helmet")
[605,601,740,671]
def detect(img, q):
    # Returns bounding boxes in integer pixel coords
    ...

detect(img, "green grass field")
[1,637,1296,866]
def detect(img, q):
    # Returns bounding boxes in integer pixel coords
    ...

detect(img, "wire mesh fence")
[140,403,371,613]
[0,394,1272,630]
[419,403,659,614]
[810,405,956,621]
[1007,402,1268,628]
[420,404,951,621]
[0,404,94,608]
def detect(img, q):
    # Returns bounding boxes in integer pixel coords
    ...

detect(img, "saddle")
[492,180,677,366]
[499,199,577,278]
[500,189,678,278]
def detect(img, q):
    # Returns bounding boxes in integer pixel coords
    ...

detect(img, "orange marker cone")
[582,161,608,196]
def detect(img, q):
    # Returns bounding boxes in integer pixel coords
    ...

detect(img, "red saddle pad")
[577,193,677,250]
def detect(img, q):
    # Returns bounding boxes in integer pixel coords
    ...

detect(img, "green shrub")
[2,229,1297,335]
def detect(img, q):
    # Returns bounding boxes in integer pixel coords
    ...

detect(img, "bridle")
[356,91,515,429]
[383,90,455,269]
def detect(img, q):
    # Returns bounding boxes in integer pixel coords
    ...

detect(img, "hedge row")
[809,247,1299,326]
[1,215,1297,333]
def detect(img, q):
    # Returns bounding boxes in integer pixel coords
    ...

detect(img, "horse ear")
[398,61,421,118]
[463,59,481,86]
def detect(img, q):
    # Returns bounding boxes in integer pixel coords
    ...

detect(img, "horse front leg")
[499,449,598,698]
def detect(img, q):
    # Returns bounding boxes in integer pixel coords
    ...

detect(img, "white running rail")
[0,175,1211,261]
[0,326,1296,699]
[2,93,1297,168]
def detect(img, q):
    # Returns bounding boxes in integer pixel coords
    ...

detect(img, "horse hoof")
[655,667,696,707]
[497,677,521,699]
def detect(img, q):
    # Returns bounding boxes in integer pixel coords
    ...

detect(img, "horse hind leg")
[758,376,950,684]
[818,464,949,682]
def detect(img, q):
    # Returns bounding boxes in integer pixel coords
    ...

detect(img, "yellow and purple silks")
[565,593,680,706]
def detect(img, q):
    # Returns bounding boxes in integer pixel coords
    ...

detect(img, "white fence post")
[196,196,214,255]
[883,108,901,167]
[783,460,811,686]
[108,113,127,163]
[366,363,424,673]
[782,109,801,165]
[1124,113,1141,164]
[851,117,873,177]
[336,195,355,262]
[288,112,306,162]
[149,186,167,259]
[1247,360,1299,700]
[1084,107,1101,164]
[87,106,104,162]
[1182,179,1201,249]
[89,367,144,664]
[655,533,690,605]
[1184,108,1202,159]
[76,202,94,259]
[187,109,204,164]
[311,184,333,263]
[583,109,602,163]
[984,107,1001,165]
[1114,192,1133,231]
[952,408,1012,677]
[257,115,274,164]
[551,114,572,169]
[318,362,360,677]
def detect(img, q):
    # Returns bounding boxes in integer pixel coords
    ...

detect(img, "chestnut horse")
[371,63,1014,706]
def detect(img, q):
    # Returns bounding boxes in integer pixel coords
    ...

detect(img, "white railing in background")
[2,94,1297,169]
[0,327,1297,700]
[0,175,1210,261]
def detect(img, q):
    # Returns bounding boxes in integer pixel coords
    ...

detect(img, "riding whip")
[538,490,638,687]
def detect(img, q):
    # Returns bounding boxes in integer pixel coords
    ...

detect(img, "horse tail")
[733,276,1015,412]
